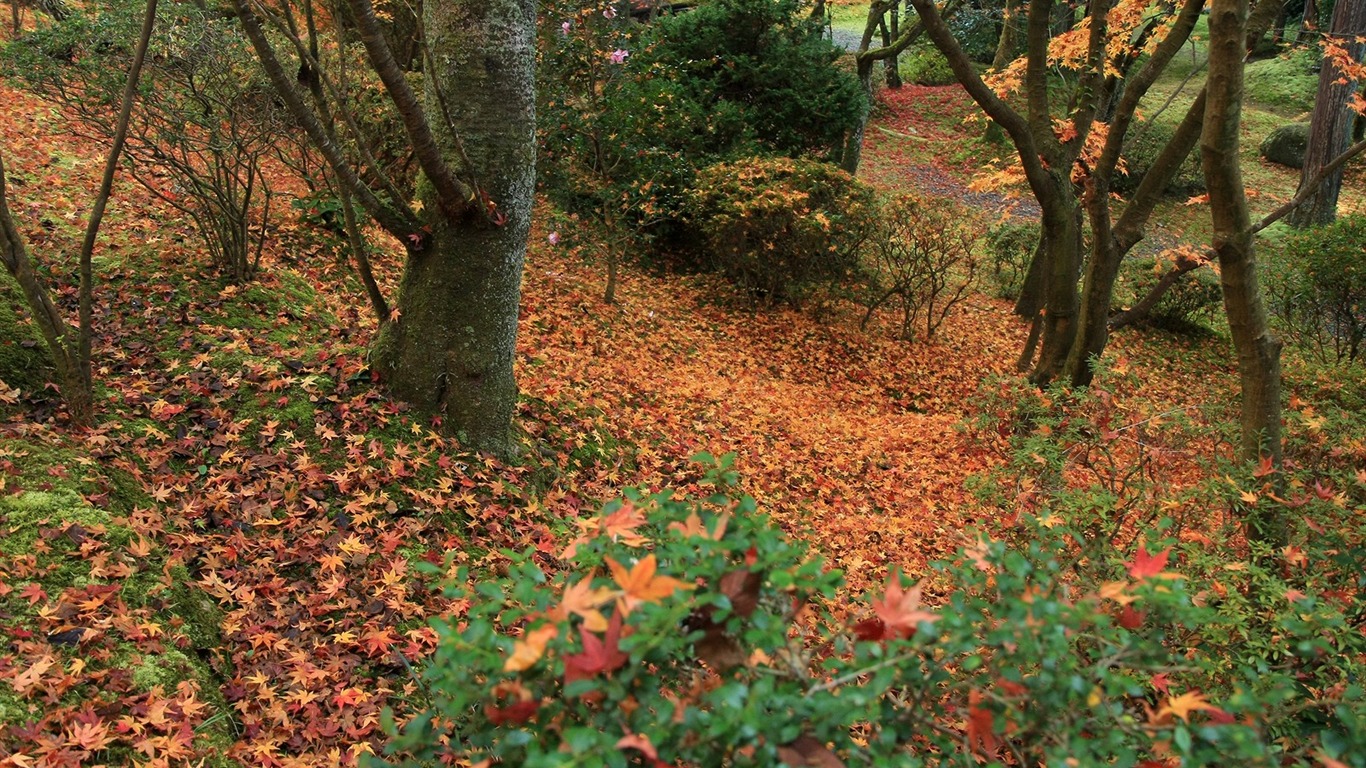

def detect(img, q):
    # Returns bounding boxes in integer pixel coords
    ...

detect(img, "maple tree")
[904,0,1238,392]
[230,0,535,455]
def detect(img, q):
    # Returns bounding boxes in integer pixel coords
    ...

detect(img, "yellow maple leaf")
[504,624,559,672]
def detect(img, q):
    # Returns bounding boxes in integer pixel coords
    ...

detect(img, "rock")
[1260,122,1310,169]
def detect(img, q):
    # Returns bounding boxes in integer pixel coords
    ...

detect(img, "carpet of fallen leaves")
[0,73,1245,767]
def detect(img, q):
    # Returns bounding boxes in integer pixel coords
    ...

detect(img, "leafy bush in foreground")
[379,426,1366,766]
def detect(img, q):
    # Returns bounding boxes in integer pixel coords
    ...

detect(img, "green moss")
[1245,47,1319,116]
[0,490,131,555]
[164,564,225,650]
[0,272,53,396]
[0,684,34,725]
[121,643,240,765]
[131,648,197,691]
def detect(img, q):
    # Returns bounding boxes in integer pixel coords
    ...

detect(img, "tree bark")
[992,0,1022,71]
[842,0,938,174]
[1204,0,1287,545]
[370,0,535,456]
[881,5,903,89]
[0,154,81,391]
[1287,0,1366,228]
[1296,0,1319,44]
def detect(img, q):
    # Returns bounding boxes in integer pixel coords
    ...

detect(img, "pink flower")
[547,231,561,245]
[609,49,629,64]
[603,5,617,18]
[560,20,571,34]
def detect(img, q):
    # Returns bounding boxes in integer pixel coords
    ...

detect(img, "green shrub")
[537,0,865,254]
[1115,117,1205,195]
[6,6,285,283]
[900,43,957,86]
[378,437,1366,766]
[686,157,878,306]
[1245,46,1320,115]
[946,5,1000,63]
[1121,256,1223,333]
[1263,215,1366,363]
[984,219,1037,300]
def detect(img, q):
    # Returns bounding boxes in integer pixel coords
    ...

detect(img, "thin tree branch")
[78,0,159,390]
[343,0,473,218]
[233,0,424,243]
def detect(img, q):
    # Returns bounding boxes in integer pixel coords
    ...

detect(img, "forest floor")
[2,33,1365,768]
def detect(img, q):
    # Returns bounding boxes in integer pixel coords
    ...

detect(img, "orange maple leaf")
[600,500,649,547]
[606,554,692,614]
[668,511,729,541]
[870,572,937,639]
[1158,690,1219,722]
[555,576,614,632]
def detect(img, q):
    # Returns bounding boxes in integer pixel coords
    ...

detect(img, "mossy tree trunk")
[370,0,535,456]
[1204,0,1287,545]
[235,0,534,457]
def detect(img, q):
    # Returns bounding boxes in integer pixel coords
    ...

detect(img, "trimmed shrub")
[1263,215,1366,363]
[1115,117,1205,195]
[1122,256,1222,332]
[984,219,1037,300]
[900,43,957,86]
[537,0,865,255]
[686,157,877,306]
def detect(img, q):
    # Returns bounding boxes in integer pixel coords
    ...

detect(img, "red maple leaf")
[564,611,628,687]
[1126,544,1172,580]
[966,688,1001,756]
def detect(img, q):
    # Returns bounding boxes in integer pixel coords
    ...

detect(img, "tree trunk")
[1287,0,1366,228]
[992,0,1022,70]
[1204,0,1287,545]
[370,0,535,456]
[842,56,878,174]
[882,5,903,88]
[1062,0,1279,379]
[1029,186,1084,385]
[1296,0,1319,43]
[0,155,82,394]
